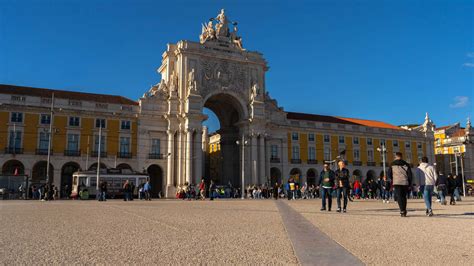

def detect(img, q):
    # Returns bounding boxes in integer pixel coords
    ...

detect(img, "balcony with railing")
[270,157,280,163]
[5,147,23,154]
[367,161,376,166]
[307,159,318,164]
[91,151,107,158]
[291,159,301,164]
[117,152,132,159]
[353,161,362,166]
[148,153,164,159]
[36,148,52,155]
[64,150,81,157]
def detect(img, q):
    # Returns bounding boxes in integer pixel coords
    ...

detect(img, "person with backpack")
[123,180,131,201]
[99,181,107,201]
[387,152,413,217]
[436,174,448,205]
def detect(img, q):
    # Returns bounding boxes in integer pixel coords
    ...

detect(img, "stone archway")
[353,169,362,181]
[366,170,376,182]
[270,167,282,185]
[306,168,318,185]
[289,168,302,183]
[202,92,246,186]
[117,163,133,172]
[32,161,54,183]
[61,162,80,197]
[147,164,163,198]
[2,160,25,175]
[88,163,107,171]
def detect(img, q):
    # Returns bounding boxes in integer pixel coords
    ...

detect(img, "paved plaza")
[1,198,473,265]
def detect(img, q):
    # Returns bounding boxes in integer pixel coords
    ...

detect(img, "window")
[405,141,411,148]
[40,114,51,125]
[121,120,131,130]
[11,112,23,123]
[292,146,300,160]
[324,147,331,161]
[67,134,79,151]
[393,140,399,148]
[11,95,26,102]
[367,138,373,145]
[151,139,160,154]
[308,147,316,160]
[120,137,130,153]
[353,149,360,160]
[308,133,315,142]
[94,135,106,152]
[95,119,106,128]
[353,137,359,145]
[271,145,278,158]
[368,150,374,162]
[324,135,330,143]
[380,139,386,146]
[39,132,49,150]
[339,136,345,144]
[9,130,22,148]
[406,152,412,163]
[69,117,80,127]
[291,132,299,141]
[417,142,422,149]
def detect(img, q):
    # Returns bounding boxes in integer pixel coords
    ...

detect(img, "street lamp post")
[46,93,54,185]
[377,143,387,178]
[236,135,248,200]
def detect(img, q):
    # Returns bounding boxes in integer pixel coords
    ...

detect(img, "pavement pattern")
[1,198,473,265]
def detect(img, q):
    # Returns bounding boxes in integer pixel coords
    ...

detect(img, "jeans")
[454,188,461,201]
[336,187,348,209]
[320,187,333,210]
[394,185,408,213]
[382,189,390,200]
[438,188,446,204]
[423,185,434,210]
[100,191,106,201]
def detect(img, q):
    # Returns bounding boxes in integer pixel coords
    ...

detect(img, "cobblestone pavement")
[1,198,473,265]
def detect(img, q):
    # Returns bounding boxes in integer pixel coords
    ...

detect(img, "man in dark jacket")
[335,160,350,213]
[387,152,413,217]
[318,163,335,211]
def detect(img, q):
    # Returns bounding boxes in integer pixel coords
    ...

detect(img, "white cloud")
[467,52,474,58]
[463,63,474,67]
[449,96,469,108]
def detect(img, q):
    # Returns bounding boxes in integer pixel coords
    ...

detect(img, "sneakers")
[386,200,390,204]
[382,200,386,203]
[400,211,407,217]
[427,209,434,217]
[320,207,326,211]
[343,209,347,213]
[336,208,341,213]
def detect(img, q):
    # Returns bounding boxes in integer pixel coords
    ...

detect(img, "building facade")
[434,119,473,180]
[0,10,436,197]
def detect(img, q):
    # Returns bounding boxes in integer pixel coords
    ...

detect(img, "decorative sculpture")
[199,9,245,50]
[187,69,197,96]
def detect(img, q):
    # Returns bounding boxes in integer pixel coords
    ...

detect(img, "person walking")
[387,152,413,217]
[447,174,457,205]
[416,156,437,216]
[318,163,335,211]
[435,173,448,205]
[209,180,216,201]
[335,160,350,213]
[381,175,391,203]
[273,182,279,200]
[288,178,296,200]
[99,181,107,201]
[199,179,206,200]
[144,180,152,201]
[123,180,131,201]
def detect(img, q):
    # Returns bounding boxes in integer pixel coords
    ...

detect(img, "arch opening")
[147,164,163,198]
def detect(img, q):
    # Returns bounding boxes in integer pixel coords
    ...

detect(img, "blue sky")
[1,0,472,132]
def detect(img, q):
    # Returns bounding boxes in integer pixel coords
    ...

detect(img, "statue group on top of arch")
[200,9,245,51]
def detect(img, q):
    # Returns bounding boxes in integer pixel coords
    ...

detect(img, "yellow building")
[0,84,139,192]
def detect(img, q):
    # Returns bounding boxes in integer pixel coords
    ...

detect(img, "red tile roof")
[450,129,466,137]
[287,112,403,130]
[0,84,138,106]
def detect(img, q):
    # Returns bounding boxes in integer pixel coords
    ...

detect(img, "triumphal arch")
[138,9,287,196]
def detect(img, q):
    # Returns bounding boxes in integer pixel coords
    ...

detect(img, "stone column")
[194,130,203,184]
[185,129,193,184]
[258,136,265,184]
[176,130,183,185]
[166,131,174,197]
[251,135,258,185]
